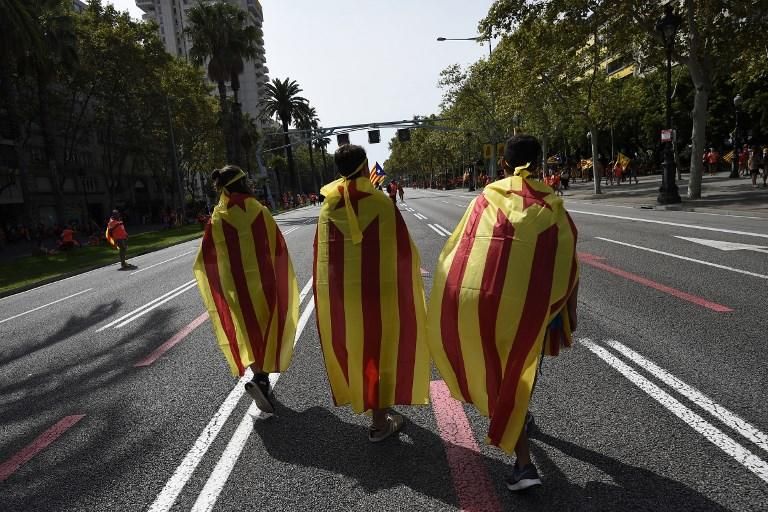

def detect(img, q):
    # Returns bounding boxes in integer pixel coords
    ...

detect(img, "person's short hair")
[503,135,542,170]
[211,164,250,194]
[334,144,367,177]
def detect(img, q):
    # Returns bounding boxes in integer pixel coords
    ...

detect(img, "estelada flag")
[369,162,386,187]
[427,167,579,454]
[616,152,631,171]
[193,192,299,376]
[580,158,593,170]
[313,174,430,413]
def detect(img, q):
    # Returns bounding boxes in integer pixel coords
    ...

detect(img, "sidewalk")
[563,173,768,217]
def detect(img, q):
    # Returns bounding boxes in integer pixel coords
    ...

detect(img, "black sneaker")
[525,411,535,431]
[244,373,274,414]
[506,462,542,492]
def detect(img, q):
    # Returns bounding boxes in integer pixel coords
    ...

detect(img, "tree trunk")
[589,121,602,194]
[37,72,66,224]
[281,118,299,193]
[321,150,329,184]
[541,134,549,176]
[217,80,231,162]
[307,140,319,193]
[230,78,242,166]
[687,76,709,200]
[0,52,34,226]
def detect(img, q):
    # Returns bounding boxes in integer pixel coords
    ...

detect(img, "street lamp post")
[656,4,682,204]
[729,94,743,179]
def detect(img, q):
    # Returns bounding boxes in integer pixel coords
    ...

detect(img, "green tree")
[260,77,310,193]
[296,105,322,193]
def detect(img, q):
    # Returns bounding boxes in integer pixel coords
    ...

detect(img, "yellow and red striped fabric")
[313,175,430,413]
[105,227,116,249]
[193,192,299,376]
[427,171,579,454]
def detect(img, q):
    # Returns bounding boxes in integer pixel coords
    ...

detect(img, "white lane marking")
[0,288,93,325]
[583,340,768,484]
[454,203,467,208]
[112,282,197,329]
[0,238,202,303]
[571,210,768,240]
[688,211,765,220]
[190,298,317,512]
[282,227,299,236]
[433,224,453,237]
[146,368,253,512]
[595,237,768,280]
[440,200,450,204]
[406,208,415,212]
[676,236,768,254]
[130,250,196,275]
[605,340,768,454]
[148,278,314,512]
[298,277,313,304]
[427,224,447,237]
[95,280,196,332]
[413,213,428,220]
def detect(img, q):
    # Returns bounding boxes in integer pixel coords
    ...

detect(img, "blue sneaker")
[506,462,542,491]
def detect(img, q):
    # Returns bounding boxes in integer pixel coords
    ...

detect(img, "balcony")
[136,0,155,11]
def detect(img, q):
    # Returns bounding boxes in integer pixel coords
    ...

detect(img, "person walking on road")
[748,145,763,188]
[398,181,404,202]
[387,180,398,205]
[313,144,431,442]
[193,165,299,414]
[107,210,134,270]
[427,135,580,492]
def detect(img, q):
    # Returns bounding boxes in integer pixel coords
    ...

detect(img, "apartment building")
[135,0,269,120]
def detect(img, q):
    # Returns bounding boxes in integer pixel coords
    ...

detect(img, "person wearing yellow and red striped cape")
[193,165,299,414]
[427,135,579,491]
[313,144,430,442]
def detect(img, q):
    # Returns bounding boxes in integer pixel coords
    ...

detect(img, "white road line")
[146,368,253,512]
[298,277,313,304]
[0,288,93,325]
[414,213,428,220]
[582,340,768,484]
[112,282,197,329]
[605,340,768,454]
[595,237,768,280]
[282,227,299,235]
[454,203,467,208]
[433,224,453,237]
[191,300,317,511]
[148,278,314,512]
[687,211,765,220]
[95,280,196,332]
[440,200,449,204]
[406,208,415,212]
[571,210,768,240]
[427,224,447,237]
[130,250,196,275]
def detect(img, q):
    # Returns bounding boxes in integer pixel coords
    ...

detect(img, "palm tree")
[186,2,258,165]
[260,77,310,192]
[296,106,323,192]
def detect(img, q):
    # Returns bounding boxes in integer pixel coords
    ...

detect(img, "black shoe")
[245,373,274,414]
[506,462,542,492]
[525,411,536,432]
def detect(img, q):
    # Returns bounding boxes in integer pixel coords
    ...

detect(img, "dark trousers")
[117,239,127,267]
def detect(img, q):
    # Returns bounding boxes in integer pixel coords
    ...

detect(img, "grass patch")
[0,224,204,296]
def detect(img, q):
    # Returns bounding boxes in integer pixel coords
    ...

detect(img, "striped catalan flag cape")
[427,167,579,454]
[313,172,430,413]
[105,227,117,248]
[193,191,299,376]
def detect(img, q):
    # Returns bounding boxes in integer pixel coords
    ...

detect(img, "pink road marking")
[135,312,209,367]
[0,415,85,482]
[430,380,502,512]
[579,252,733,312]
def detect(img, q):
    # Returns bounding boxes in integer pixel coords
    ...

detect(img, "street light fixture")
[655,3,682,204]
[730,94,743,178]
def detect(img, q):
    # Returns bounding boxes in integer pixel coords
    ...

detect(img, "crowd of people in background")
[703,145,768,188]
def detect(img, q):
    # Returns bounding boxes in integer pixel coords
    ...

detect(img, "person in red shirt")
[707,148,719,176]
[108,210,134,270]
[58,225,80,250]
[387,180,398,205]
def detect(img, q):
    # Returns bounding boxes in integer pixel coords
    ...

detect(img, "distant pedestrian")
[387,180,398,205]
[762,147,768,188]
[107,210,134,270]
[398,182,404,202]
[707,148,719,176]
[748,145,763,188]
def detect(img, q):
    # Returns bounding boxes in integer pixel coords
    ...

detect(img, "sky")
[108,0,495,167]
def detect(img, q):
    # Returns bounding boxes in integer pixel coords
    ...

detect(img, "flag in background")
[105,228,116,249]
[369,161,386,187]
[722,150,734,163]
[616,152,631,171]
[314,175,431,413]
[427,169,579,454]
[580,158,593,170]
[193,192,299,376]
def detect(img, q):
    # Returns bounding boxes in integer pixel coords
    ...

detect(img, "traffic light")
[368,130,380,144]
[397,128,411,142]
[336,133,350,146]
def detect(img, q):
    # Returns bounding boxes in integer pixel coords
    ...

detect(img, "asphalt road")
[1,186,767,511]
